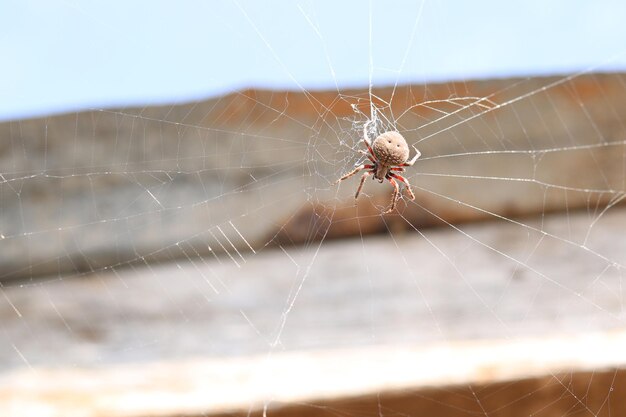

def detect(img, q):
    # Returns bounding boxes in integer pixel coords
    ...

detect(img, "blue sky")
[1,0,626,120]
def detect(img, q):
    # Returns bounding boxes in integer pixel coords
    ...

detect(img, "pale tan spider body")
[334,122,421,213]
[371,131,410,181]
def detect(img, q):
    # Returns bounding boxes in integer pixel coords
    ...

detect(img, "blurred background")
[2,1,626,416]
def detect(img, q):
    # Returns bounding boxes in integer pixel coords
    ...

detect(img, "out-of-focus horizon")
[2,0,626,121]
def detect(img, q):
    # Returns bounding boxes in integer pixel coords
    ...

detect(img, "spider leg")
[363,120,373,145]
[355,170,374,200]
[390,173,415,201]
[358,149,376,163]
[390,167,405,172]
[362,121,377,159]
[383,176,400,214]
[334,164,373,185]
[362,139,376,159]
[402,145,421,167]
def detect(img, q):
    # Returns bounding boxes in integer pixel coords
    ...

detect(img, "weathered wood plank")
[1,208,625,369]
[1,74,625,279]
[220,369,626,417]
[2,332,626,416]
[1,207,625,416]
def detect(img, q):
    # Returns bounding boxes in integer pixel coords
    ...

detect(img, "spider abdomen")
[333,124,418,213]
[372,131,409,166]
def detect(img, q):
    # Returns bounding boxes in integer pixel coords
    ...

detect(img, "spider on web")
[334,121,421,213]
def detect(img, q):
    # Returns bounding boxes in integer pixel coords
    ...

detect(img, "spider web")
[2,1,626,416]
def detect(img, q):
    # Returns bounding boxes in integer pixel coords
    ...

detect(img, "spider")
[334,121,421,213]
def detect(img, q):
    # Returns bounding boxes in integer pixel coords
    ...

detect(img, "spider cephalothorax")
[334,121,421,213]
